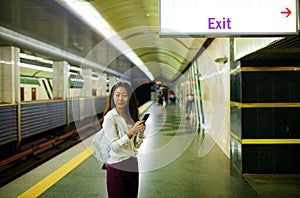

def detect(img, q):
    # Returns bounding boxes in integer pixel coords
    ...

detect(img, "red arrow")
[281,7,291,18]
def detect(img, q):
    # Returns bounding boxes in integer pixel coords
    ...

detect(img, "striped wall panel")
[84,98,93,118]
[21,101,67,138]
[95,97,106,114]
[48,101,67,129]
[0,105,18,145]
[69,99,80,122]
[0,98,106,145]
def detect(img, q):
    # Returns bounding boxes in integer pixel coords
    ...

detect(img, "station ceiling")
[0,0,299,82]
[86,0,206,82]
[0,0,205,82]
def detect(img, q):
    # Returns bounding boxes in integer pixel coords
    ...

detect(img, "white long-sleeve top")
[103,108,143,164]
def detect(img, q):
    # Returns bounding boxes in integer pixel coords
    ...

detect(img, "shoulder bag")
[93,116,119,168]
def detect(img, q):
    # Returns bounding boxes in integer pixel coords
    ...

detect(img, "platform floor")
[1,104,300,198]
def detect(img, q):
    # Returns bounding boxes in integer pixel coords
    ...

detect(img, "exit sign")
[159,0,298,36]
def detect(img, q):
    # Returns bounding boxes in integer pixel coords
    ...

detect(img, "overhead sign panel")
[159,0,298,36]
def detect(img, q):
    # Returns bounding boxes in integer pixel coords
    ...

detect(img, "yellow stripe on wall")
[230,101,300,108]
[242,139,300,145]
[230,66,300,75]
[230,131,242,143]
[230,132,300,145]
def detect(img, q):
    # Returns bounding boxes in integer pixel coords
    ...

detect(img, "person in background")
[185,89,194,120]
[101,82,146,198]
[169,91,176,105]
[157,91,164,106]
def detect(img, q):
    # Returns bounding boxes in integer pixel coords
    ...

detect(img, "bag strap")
[112,116,120,137]
[112,115,136,151]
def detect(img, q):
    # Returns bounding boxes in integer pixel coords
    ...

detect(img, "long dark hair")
[101,82,139,124]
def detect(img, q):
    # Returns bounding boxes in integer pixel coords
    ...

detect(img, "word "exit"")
[208,18,232,29]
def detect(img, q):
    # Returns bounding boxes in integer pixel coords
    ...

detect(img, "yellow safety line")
[230,101,300,108]
[18,146,94,198]
[17,101,153,198]
[139,101,154,115]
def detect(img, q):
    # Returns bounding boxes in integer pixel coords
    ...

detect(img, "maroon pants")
[106,158,139,198]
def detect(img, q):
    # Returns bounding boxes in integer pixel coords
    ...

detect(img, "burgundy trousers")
[106,157,139,198]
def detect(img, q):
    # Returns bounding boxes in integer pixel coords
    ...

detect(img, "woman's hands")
[127,120,146,139]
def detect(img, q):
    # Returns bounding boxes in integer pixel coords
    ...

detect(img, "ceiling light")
[58,0,154,81]
[214,57,228,64]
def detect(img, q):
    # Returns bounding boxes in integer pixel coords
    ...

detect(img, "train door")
[92,89,97,96]
[32,87,36,100]
[21,87,25,101]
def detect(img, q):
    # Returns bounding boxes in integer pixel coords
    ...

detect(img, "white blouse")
[103,108,143,164]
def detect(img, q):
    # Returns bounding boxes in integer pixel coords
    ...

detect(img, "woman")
[101,82,146,198]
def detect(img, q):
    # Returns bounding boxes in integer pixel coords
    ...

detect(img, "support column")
[230,61,300,173]
[52,61,69,99]
[97,73,107,97]
[0,46,20,104]
[109,76,117,88]
[81,68,92,97]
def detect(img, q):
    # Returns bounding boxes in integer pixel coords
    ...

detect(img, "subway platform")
[1,104,300,198]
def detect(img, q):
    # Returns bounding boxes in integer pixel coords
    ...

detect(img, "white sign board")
[159,0,298,36]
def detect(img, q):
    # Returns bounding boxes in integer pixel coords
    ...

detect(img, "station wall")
[193,38,230,158]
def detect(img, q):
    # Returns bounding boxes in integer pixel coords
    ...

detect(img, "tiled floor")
[41,104,258,197]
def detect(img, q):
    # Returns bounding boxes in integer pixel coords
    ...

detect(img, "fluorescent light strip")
[19,62,81,78]
[69,66,82,72]
[19,62,53,72]
[61,0,154,80]
[20,53,53,64]
[68,71,78,76]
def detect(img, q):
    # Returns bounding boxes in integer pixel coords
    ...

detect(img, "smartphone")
[142,113,150,121]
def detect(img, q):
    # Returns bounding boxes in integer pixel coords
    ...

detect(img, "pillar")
[230,61,300,174]
[52,61,69,99]
[109,76,117,89]
[0,46,20,104]
[97,73,107,97]
[81,68,92,97]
